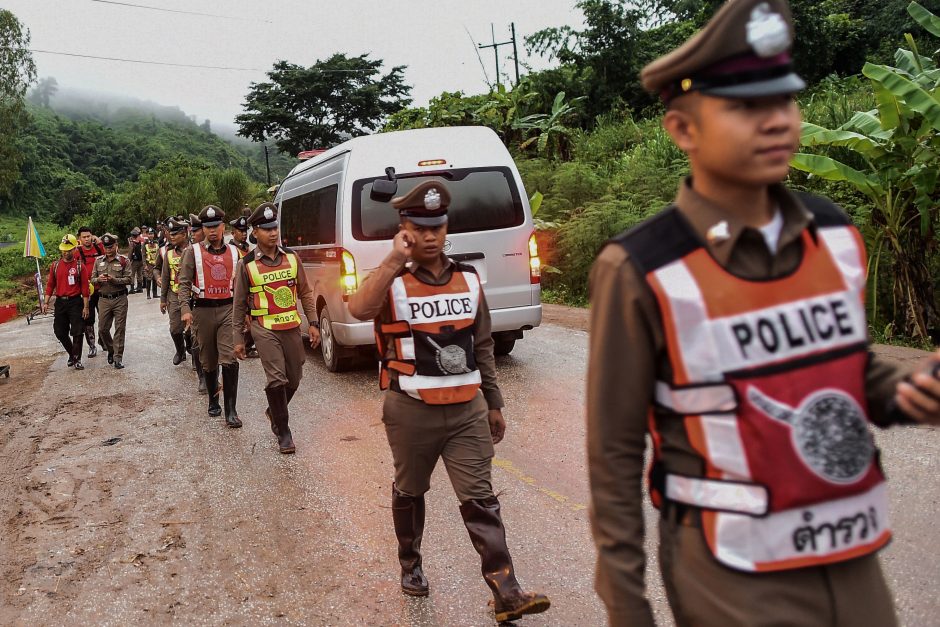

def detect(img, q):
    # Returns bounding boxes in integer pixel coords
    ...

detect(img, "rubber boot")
[193,351,207,394]
[184,329,193,355]
[204,368,222,417]
[265,387,297,437]
[459,497,551,622]
[392,485,429,596]
[264,385,295,454]
[221,363,242,428]
[85,326,97,358]
[144,279,152,299]
[171,333,186,365]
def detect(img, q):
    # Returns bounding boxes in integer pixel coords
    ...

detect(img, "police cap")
[248,202,279,230]
[198,205,225,227]
[100,233,118,247]
[166,217,188,233]
[641,0,804,103]
[392,181,450,227]
[229,215,249,232]
[189,213,202,229]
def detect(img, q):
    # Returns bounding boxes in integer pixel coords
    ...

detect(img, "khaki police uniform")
[143,237,159,299]
[90,234,132,368]
[178,205,241,426]
[232,203,318,453]
[160,218,191,364]
[229,214,257,356]
[587,2,907,626]
[347,181,549,622]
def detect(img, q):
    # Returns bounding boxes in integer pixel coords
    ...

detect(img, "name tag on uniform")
[68,274,76,286]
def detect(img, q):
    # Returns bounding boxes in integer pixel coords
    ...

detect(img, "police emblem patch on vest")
[209,262,228,281]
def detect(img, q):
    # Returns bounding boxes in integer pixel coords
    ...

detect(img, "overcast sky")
[4,0,585,130]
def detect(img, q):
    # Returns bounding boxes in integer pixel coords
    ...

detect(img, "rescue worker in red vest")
[178,205,242,427]
[347,181,550,622]
[143,229,160,299]
[90,234,131,369]
[587,2,940,626]
[232,202,320,453]
[76,226,104,357]
[159,217,191,366]
[42,234,90,370]
[229,214,258,358]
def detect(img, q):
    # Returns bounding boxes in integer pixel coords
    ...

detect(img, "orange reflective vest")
[192,243,238,299]
[245,251,301,330]
[375,267,482,405]
[615,198,889,573]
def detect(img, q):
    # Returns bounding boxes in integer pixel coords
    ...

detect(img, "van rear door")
[352,167,532,309]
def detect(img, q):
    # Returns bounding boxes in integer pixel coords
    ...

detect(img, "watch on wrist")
[310,320,320,329]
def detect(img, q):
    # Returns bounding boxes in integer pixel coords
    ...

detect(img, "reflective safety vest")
[375,267,482,405]
[144,244,159,266]
[192,243,238,299]
[245,251,301,330]
[167,247,184,293]
[615,197,890,573]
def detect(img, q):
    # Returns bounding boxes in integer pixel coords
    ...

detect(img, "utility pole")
[478,23,520,87]
[263,144,271,187]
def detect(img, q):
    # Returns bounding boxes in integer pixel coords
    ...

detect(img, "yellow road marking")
[493,458,588,513]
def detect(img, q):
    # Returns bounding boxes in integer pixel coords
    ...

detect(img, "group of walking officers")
[36,1,940,624]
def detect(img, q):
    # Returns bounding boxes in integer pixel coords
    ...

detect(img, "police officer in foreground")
[587,2,940,626]
[160,217,191,366]
[232,202,320,453]
[178,205,242,426]
[348,182,550,622]
[90,234,131,369]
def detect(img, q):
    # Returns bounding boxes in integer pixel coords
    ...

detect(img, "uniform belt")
[55,294,82,301]
[99,290,128,299]
[194,297,233,307]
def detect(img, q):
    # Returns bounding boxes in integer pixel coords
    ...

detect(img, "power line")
[88,0,263,22]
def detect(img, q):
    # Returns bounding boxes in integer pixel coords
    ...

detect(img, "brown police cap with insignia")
[641,0,805,103]
[166,217,188,233]
[229,215,249,231]
[198,204,225,227]
[248,202,279,229]
[100,233,118,247]
[189,213,202,229]
[392,181,450,227]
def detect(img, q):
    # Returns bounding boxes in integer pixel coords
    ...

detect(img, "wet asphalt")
[2,294,938,626]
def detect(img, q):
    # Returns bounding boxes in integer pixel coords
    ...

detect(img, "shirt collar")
[407,254,455,277]
[258,245,287,263]
[674,177,814,266]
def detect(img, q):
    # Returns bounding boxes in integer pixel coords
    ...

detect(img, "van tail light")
[528,233,541,285]
[340,248,358,299]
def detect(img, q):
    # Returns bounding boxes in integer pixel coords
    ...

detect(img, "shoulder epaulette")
[609,206,701,275]
[794,192,852,228]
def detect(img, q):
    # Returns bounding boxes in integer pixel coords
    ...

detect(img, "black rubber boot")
[193,351,207,394]
[204,368,222,417]
[221,363,242,428]
[144,279,152,299]
[392,485,429,596]
[264,385,294,454]
[171,333,186,365]
[459,497,551,623]
[265,387,297,437]
[85,326,97,357]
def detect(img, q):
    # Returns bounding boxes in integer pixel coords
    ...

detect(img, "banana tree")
[791,1,940,339]
[513,91,585,160]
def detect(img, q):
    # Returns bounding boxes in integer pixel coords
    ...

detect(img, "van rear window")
[352,167,524,240]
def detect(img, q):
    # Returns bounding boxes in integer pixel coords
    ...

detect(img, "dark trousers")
[53,297,84,360]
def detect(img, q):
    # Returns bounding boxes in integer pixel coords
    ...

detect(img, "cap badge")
[706,220,730,244]
[207,208,216,218]
[681,78,693,92]
[264,208,274,220]
[746,3,790,58]
[424,188,442,211]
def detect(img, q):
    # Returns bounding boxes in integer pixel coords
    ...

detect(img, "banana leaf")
[791,153,884,197]
[863,62,940,131]
[800,122,885,156]
[840,111,895,139]
[909,1,940,39]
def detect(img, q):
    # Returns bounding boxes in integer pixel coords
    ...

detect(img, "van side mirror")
[370,167,398,202]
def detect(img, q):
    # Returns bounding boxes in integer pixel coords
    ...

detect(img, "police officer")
[587,2,940,626]
[42,234,90,370]
[128,227,144,293]
[178,205,242,426]
[229,214,258,357]
[90,234,131,369]
[347,181,549,622]
[143,228,160,299]
[159,217,191,366]
[232,202,320,453]
[76,226,104,357]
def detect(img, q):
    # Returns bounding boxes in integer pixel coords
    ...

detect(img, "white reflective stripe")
[390,276,410,321]
[818,226,866,292]
[193,244,205,294]
[400,337,415,360]
[397,370,483,399]
[699,413,752,479]
[652,261,722,382]
[655,381,737,414]
[665,474,768,516]
[709,481,890,572]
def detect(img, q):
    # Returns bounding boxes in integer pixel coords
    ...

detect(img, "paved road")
[0,296,937,626]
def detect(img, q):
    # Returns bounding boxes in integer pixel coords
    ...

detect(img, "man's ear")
[663,108,698,154]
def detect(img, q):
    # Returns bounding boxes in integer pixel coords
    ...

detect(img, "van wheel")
[494,338,516,356]
[319,308,351,372]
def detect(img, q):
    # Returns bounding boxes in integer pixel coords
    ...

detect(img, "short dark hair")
[77,226,92,235]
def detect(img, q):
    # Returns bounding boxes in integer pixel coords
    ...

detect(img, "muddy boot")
[265,385,295,454]
[459,497,551,623]
[204,368,222,417]
[392,485,429,597]
[85,326,97,358]
[193,351,207,394]
[221,363,242,428]
[171,333,186,365]
[265,387,297,437]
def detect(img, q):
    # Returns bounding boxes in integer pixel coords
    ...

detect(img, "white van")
[273,126,543,371]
